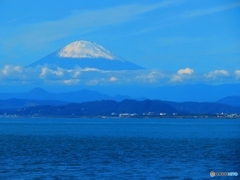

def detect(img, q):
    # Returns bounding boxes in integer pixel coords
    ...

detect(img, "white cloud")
[204,69,229,79]
[0,65,24,83]
[13,66,22,73]
[86,79,99,86]
[135,70,167,83]
[1,65,22,76]
[177,67,194,75]
[40,67,48,77]
[171,67,194,82]
[171,74,183,82]
[40,67,64,78]
[0,65,239,86]
[82,68,101,72]
[53,68,64,77]
[110,77,117,82]
[235,70,240,79]
[182,2,240,18]
[1,65,10,76]
[71,69,81,78]
[63,79,80,85]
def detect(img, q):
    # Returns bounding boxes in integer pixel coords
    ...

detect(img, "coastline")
[1,114,240,119]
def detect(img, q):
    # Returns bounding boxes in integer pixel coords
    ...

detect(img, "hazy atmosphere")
[1,1,240,179]
[1,0,239,90]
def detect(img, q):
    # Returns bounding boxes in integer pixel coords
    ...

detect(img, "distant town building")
[119,113,130,117]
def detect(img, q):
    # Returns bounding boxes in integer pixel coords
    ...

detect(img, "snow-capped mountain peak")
[28,40,144,70]
[57,40,117,60]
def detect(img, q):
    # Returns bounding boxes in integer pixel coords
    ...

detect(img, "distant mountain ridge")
[0,98,67,110]
[1,87,239,116]
[0,87,131,103]
[164,101,240,114]
[0,84,240,104]
[5,99,240,117]
[93,83,240,102]
[217,96,240,107]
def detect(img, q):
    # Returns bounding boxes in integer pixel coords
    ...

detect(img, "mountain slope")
[14,99,178,117]
[28,40,144,70]
[0,98,67,110]
[164,101,240,114]
[7,99,240,117]
[0,87,129,103]
[217,96,240,107]
[100,83,240,102]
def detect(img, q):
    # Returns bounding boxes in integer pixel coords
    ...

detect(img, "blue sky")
[0,0,239,88]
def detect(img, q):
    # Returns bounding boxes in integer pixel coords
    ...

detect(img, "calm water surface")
[0,118,239,179]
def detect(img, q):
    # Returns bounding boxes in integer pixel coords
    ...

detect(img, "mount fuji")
[28,40,144,70]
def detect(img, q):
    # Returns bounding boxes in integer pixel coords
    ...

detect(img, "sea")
[0,118,239,180]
